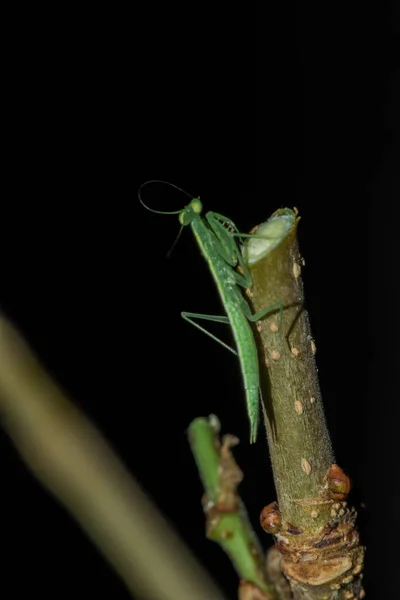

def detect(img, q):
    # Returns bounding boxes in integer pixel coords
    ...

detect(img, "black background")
[1,3,399,599]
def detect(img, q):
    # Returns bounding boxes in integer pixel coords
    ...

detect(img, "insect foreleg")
[181,312,238,356]
[232,265,252,288]
[205,212,240,266]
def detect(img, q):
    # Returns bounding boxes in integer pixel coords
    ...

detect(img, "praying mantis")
[139,181,283,443]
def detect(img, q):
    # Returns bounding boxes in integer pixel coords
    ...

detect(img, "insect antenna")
[138,180,195,259]
[138,180,193,214]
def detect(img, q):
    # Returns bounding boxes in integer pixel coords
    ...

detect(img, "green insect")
[139,181,282,443]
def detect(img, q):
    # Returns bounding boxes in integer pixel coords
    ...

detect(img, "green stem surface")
[242,209,365,600]
[189,417,279,600]
[243,208,334,529]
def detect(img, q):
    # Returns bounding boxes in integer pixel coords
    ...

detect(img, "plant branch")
[0,313,226,600]
[188,416,279,600]
[241,209,365,600]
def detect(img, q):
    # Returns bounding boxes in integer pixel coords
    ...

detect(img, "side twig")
[188,416,279,600]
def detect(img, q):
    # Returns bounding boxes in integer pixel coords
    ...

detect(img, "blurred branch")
[0,313,225,600]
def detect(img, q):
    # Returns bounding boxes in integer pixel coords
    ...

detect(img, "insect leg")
[249,301,283,325]
[240,297,284,334]
[181,312,238,356]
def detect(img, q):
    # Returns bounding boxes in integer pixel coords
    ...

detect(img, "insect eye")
[179,207,193,226]
[191,197,202,214]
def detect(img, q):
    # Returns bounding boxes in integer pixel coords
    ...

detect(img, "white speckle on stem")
[293,262,301,279]
[294,399,304,415]
[301,458,312,476]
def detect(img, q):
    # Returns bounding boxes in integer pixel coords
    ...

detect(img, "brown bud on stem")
[327,464,351,500]
[260,502,281,534]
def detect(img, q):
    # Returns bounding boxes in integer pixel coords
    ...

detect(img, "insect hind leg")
[181,312,238,356]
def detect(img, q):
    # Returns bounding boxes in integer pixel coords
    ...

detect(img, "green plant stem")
[243,209,334,530]
[242,209,365,600]
[188,416,279,600]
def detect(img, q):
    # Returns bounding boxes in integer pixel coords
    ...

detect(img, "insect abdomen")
[227,303,260,443]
